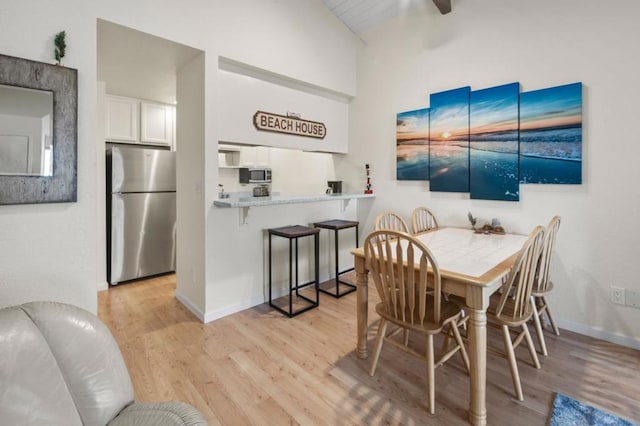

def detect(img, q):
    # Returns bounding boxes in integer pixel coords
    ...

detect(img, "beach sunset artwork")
[470,82,520,201]
[429,86,471,192]
[519,82,582,184]
[397,108,430,180]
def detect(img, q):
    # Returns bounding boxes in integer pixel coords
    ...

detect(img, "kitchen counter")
[214,193,375,208]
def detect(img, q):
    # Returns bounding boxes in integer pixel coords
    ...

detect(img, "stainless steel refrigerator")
[106,146,176,285]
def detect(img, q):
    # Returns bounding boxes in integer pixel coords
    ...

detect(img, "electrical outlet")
[626,289,640,308]
[610,286,626,305]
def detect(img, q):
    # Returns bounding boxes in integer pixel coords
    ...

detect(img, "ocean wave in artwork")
[470,140,518,154]
[520,141,581,161]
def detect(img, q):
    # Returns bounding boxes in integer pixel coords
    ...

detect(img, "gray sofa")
[0,301,206,426]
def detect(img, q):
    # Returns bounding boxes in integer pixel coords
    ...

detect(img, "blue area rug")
[550,393,638,426]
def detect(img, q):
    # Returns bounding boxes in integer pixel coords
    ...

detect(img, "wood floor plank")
[98,274,640,425]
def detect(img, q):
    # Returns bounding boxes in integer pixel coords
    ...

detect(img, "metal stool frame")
[313,219,359,298]
[268,225,320,317]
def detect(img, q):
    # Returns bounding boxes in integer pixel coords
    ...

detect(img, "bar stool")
[313,219,359,298]
[268,225,320,317]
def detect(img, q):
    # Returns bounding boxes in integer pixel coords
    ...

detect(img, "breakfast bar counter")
[214,193,375,208]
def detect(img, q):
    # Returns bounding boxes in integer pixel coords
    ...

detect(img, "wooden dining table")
[351,227,528,426]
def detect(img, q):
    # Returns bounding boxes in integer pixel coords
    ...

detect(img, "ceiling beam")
[432,0,452,14]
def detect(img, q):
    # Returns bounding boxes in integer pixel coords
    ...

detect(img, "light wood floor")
[98,274,640,425]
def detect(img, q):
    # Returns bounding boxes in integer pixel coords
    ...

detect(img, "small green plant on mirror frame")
[54,31,66,65]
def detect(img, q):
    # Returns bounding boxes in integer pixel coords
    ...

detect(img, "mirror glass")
[0,53,77,205]
[0,84,53,176]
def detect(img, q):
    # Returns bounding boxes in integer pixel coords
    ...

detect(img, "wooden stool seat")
[268,225,320,317]
[313,219,359,298]
[270,225,320,239]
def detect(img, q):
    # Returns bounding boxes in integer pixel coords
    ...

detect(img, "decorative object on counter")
[327,180,342,194]
[54,30,66,65]
[253,110,326,139]
[218,184,229,199]
[467,211,477,230]
[253,184,270,197]
[365,164,373,194]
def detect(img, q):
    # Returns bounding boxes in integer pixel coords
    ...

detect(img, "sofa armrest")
[108,401,207,426]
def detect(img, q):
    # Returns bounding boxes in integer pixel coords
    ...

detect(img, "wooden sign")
[253,111,326,139]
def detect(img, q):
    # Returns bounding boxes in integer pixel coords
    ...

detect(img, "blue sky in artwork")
[520,82,582,130]
[470,82,519,134]
[397,108,430,142]
[430,86,471,141]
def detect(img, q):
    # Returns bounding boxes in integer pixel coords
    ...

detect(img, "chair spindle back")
[411,207,439,234]
[535,216,561,293]
[494,226,545,322]
[374,212,409,233]
[365,230,442,325]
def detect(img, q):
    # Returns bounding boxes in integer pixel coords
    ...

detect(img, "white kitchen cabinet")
[238,146,270,167]
[141,101,174,147]
[105,95,175,149]
[105,95,138,142]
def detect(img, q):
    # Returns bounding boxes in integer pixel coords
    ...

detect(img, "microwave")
[239,167,271,184]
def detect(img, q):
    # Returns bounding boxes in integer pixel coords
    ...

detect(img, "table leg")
[467,307,488,426]
[354,255,368,359]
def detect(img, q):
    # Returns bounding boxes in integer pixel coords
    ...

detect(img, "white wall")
[214,0,357,97]
[0,0,358,317]
[217,65,350,153]
[175,53,207,315]
[341,0,640,348]
[0,0,98,312]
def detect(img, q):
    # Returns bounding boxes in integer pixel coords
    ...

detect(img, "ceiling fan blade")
[432,0,452,14]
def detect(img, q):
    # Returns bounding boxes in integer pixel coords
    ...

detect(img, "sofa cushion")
[21,301,135,425]
[0,306,82,425]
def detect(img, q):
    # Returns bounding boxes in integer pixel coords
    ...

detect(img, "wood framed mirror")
[0,53,77,204]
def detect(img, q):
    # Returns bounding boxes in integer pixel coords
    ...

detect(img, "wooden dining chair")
[531,216,561,356]
[374,211,409,233]
[487,225,545,401]
[364,229,469,414]
[410,206,439,234]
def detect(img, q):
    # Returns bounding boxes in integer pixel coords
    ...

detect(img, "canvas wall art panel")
[469,82,520,201]
[396,108,430,180]
[519,82,582,184]
[429,86,471,192]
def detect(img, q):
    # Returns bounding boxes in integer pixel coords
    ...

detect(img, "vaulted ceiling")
[320,0,451,34]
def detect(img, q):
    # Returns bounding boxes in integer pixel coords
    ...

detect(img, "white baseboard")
[203,294,267,323]
[556,317,640,350]
[97,281,109,292]
[201,277,328,324]
[175,291,205,322]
